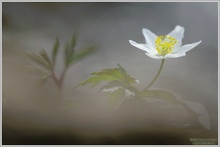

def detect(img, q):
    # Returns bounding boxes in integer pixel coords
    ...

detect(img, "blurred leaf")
[36,76,49,87]
[76,64,137,88]
[70,32,78,50]
[66,45,96,67]
[198,115,211,130]
[26,52,52,71]
[117,64,127,76]
[31,66,51,77]
[105,88,125,106]
[64,41,70,65]
[39,50,53,67]
[30,66,51,87]
[140,90,183,105]
[64,32,78,66]
[52,38,59,65]
[140,89,211,130]
[184,101,211,130]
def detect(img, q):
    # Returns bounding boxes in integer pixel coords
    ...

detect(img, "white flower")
[129,25,202,59]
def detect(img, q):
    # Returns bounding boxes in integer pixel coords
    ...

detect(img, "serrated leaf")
[99,81,129,92]
[92,68,123,81]
[52,38,59,64]
[105,88,125,106]
[117,64,134,86]
[26,52,52,71]
[76,76,103,88]
[66,45,96,67]
[93,66,137,84]
[77,65,137,88]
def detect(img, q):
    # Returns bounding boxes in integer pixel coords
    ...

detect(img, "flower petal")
[145,53,164,59]
[142,28,157,48]
[174,40,202,54]
[129,40,157,54]
[165,53,186,58]
[168,25,185,51]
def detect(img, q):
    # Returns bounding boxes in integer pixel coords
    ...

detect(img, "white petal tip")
[142,28,147,32]
[129,40,137,46]
[129,40,134,43]
[176,40,202,55]
[193,40,202,47]
[129,40,136,46]
[175,25,184,28]
[175,25,185,33]
[142,28,151,34]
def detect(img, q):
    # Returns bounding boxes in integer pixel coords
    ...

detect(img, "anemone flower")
[129,25,201,59]
[129,25,202,90]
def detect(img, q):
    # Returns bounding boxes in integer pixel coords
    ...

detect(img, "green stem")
[51,67,67,94]
[144,59,165,90]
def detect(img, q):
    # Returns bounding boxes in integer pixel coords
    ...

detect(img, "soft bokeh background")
[2,2,218,145]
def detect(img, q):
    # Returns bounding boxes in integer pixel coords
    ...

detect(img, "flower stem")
[144,59,165,90]
[51,67,67,90]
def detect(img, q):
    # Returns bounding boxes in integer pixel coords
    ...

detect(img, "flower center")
[155,35,177,56]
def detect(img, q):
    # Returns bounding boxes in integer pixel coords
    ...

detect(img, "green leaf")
[64,41,70,65]
[117,64,127,76]
[31,66,51,87]
[31,66,51,78]
[66,45,96,67]
[52,38,59,65]
[39,50,53,68]
[92,68,123,81]
[105,88,125,106]
[64,33,78,66]
[117,64,133,86]
[77,76,103,88]
[139,90,184,106]
[26,52,52,71]
[70,32,78,50]
[76,64,138,88]
[36,76,49,87]
[99,81,129,92]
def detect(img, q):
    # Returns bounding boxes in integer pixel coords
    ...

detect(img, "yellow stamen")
[155,35,177,56]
